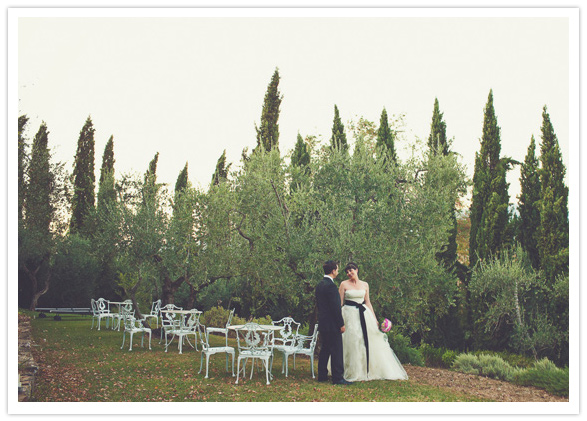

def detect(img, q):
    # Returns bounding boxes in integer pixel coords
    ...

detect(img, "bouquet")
[380,318,392,333]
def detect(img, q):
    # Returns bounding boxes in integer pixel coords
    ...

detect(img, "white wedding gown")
[340,289,408,381]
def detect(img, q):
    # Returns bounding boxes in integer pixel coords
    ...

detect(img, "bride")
[338,262,408,381]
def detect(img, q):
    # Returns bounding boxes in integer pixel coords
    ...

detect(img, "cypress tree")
[21,122,54,310]
[538,106,569,281]
[70,116,96,234]
[211,150,231,186]
[97,135,116,213]
[175,162,189,193]
[427,98,449,156]
[518,135,541,269]
[18,115,29,223]
[469,90,510,267]
[330,105,348,152]
[255,68,282,153]
[291,133,310,169]
[26,123,53,236]
[376,107,396,162]
[143,152,159,206]
[426,99,457,269]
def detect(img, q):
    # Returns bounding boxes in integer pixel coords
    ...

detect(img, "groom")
[315,260,352,385]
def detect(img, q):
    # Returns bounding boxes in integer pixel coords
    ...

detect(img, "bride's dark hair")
[344,262,358,272]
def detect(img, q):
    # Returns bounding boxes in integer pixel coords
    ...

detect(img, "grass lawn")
[25,312,488,402]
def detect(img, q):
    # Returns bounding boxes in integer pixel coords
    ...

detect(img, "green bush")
[419,343,448,368]
[477,354,515,381]
[385,330,424,367]
[200,306,272,338]
[452,353,482,375]
[472,349,534,369]
[513,358,569,397]
[442,350,458,368]
[453,353,515,381]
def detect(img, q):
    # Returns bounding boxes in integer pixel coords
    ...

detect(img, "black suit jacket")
[315,276,344,332]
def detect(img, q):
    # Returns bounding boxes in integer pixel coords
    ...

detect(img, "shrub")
[442,350,458,368]
[385,330,424,367]
[473,349,534,369]
[477,354,515,381]
[513,358,569,397]
[453,353,514,381]
[419,343,447,368]
[452,353,482,375]
[200,306,272,338]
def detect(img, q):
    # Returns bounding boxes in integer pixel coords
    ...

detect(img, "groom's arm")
[327,283,345,331]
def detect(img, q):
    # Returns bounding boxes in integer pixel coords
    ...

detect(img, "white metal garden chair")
[121,315,152,351]
[279,324,319,378]
[159,304,183,344]
[235,323,273,385]
[165,309,200,354]
[113,300,133,331]
[90,299,99,329]
[206,308,235,371]
[269,316,300,374]
[143,299,161,328]
[197,324,235,378]
[94,298,114,330]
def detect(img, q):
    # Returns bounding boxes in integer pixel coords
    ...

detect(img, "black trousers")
[318,330,344,383]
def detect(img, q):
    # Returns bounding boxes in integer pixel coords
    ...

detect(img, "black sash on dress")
[344,300,369,373]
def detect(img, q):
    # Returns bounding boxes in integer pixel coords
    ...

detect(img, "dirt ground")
[17,313,568,402]
[404,364,568,402]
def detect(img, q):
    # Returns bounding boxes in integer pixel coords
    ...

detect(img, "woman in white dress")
[338,262,408,381]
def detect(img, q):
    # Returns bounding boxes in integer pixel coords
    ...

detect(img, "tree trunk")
[23,262,50,311]
[161,275,185,306]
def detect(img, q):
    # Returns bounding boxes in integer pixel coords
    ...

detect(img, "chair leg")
[129,332,134,351]
[231,353,235,377]
[265,358,270,385]
[311,354,315,378]
[205,354,210,378]
[148,331,152,350]
[199,352,204,374]
[285,353,289,377]
[121,332,125,349]
[236,359,241,384]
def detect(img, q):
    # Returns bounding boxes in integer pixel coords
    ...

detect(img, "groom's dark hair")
[323,260,338,275]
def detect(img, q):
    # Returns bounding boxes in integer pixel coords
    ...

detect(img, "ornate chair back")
[235,323,271,355]
[90,299,97,315]
[149,299,162,316]
[96,298,111,314]
[271,317,300,346]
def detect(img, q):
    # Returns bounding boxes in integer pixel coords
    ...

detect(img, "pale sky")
[17,11,571,205]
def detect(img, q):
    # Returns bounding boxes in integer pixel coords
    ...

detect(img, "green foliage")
[469,245,566,363]
[18,114,29,223]
[517,135,541,269]
[70,116,96,235]
[419,343,448,368]
[513,358,569,397]
[97,135,116,213]
[255,68,282,153]
[453,353,515,381]
[386,330,425,366]
[376,107,396,162]
[427,98,449,156]
[330,104,348,152]
[469,90,513,268]
[38,234,99,307]
[211,150,231,186]
[175,162,189,194]
[537,106,568,282]
[441,350,458,368]
[472,349,535,369]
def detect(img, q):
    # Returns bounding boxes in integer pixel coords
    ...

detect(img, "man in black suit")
[315,260,352,385]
